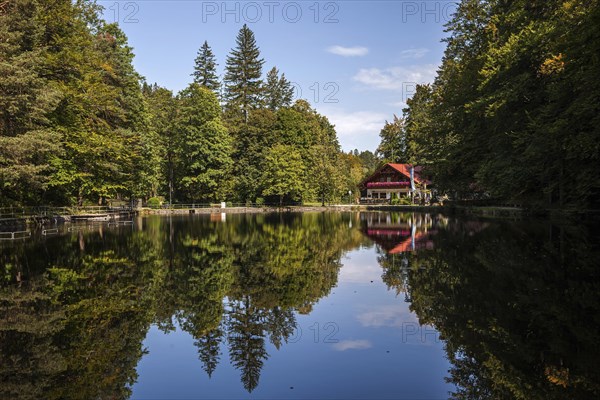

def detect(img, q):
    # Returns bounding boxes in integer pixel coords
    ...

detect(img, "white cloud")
[338,255,382,284]
[356,304,418,328]
[327,45,369,57]
[321,108,387,150]
[332,339,373,351]
[353,64,437,91]
[399,48,429,59]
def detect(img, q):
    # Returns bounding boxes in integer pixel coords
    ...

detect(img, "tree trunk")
[279,194,283,206]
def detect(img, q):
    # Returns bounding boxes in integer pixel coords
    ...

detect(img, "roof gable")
[361,163,428,187]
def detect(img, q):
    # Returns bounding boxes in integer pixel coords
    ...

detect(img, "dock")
[0,206,137,227]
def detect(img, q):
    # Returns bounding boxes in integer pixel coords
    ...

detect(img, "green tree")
[261,144,306,205]
[263,66,294,110]
[175,84,233,202]
[192,40,220,93]
[143,83,177,203]
[376,115,406,163]
[224,24,264,121]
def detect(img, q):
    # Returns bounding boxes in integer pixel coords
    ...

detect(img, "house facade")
[359,163,432,203]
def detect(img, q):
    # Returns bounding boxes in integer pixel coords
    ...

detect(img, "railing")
[366,181,410,188]
[152,203,288,209]
[359,198,391,205]
[0,205,134,222]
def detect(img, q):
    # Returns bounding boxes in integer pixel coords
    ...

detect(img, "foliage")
[192,40,220,93]
[146,196,162,209]
[376,0,600,209]
[0,4,364,207]
[263,67,294,110]
[261,145,306,205]
[376,115,406,163]
[174,84,232,202]
[224,24,264,120]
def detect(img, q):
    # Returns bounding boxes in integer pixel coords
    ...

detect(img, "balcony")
[366,181,410,188]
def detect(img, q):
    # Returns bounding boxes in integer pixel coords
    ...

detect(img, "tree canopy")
[375,0,600,210]
[0,8,375,207]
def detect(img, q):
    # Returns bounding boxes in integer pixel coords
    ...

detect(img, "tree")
[175,84,233,202]
[0,0,62,205]
[261,145,306,205]
[224,24,264,121]
[192,40,220,93]
[391,0,600,208]
[263,67,294,110]
[143,83,177,202]
[376,115,406,163]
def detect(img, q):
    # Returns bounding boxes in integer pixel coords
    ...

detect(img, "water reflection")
[377,217,600,399]
[0,213,364,398]
[1,212,599,399]
[360,211,442,254]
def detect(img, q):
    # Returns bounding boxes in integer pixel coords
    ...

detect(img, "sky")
[98,0,456,152]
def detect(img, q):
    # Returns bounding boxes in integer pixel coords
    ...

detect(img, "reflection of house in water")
[360,212,439,254]
[361,212,444,303]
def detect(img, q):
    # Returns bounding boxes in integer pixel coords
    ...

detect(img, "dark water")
[1,212,599,399]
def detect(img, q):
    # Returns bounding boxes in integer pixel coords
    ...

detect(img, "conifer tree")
[263,67,294,110]
[224,24,264,120]
[192,40,220,93]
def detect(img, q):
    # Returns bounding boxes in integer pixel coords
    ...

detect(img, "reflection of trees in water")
[379,219,600,399]
[0,212,365,397]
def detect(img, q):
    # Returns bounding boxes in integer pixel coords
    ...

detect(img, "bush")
[399,196,412,205]
[147,197,162,209]
[255,197,265,206]
[391,195,413,205]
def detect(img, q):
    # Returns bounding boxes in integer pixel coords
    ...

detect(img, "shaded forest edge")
[373,0,600,212]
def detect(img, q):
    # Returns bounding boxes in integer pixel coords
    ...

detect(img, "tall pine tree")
[192,40,220,93]
[263,67,294,110]
[224,24,264,121]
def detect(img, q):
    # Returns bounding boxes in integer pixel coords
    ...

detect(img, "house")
[359,212,435,254]
[359,163,432,204]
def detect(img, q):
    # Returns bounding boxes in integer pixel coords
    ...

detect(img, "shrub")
[147,197,162,209]
[399,196,412,205]
[255,197,265,206]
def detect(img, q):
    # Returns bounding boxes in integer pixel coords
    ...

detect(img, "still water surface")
[1,212,598,399]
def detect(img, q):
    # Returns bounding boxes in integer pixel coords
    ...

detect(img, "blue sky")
[98,1,455,151]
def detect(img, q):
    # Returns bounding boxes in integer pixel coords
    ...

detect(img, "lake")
[1,212,599,399]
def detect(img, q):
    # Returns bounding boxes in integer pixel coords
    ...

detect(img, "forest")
[0,0,377,207]
[376,0,600,210]
[2,0,599,210]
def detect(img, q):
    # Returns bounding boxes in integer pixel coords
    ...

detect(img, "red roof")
[387,164,425,184]
[389,231,433,254]
[360,163,430,187]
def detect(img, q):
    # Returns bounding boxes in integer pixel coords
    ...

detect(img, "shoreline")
[4,204,598,230]
[141,204,527,219]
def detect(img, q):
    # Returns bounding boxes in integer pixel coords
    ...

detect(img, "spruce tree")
[192,40,220,93]
[224,24,264,120]
[263,67,294,110]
